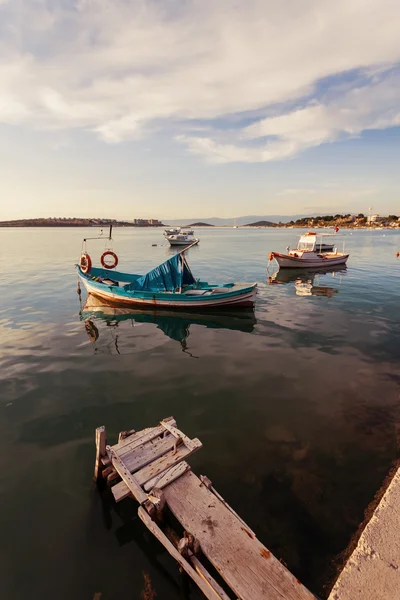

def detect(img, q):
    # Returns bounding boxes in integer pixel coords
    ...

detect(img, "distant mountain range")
[163,215,315,226]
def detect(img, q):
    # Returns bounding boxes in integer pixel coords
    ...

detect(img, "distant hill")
[187,222,214,227]
[245,220,274,227]
[0,217,134,227]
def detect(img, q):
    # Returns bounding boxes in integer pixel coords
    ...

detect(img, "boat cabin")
[293,232,335,254]
[297,234,318,252]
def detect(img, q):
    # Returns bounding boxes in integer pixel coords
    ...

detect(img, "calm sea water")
[1,227,399,600]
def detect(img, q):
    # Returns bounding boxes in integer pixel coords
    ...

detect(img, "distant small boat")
[76,235,256,308]
[269,233,349,268]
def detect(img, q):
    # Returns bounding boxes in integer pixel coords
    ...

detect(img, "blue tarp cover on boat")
[132,253,195,292]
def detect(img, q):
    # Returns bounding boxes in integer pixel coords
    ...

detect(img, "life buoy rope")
[101,251,118,269]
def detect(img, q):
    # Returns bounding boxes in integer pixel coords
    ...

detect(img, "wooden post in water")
[94,426,106,482]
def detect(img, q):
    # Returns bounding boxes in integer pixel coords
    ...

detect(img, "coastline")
[1,224,398,230]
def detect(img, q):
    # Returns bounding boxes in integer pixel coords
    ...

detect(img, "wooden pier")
[94,417,316,600]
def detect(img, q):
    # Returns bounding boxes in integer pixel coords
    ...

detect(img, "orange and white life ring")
[80,253,92,274]
[101,251,118,269]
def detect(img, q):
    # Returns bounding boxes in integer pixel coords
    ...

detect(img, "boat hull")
[271,252,349,269]
[167,238,199,246]
[78,272,256,308]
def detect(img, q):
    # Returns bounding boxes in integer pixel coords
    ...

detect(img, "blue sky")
[1,0,400,220]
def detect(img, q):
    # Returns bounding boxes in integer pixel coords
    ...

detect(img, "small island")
[245,220,274,227]
[187,222,214,227]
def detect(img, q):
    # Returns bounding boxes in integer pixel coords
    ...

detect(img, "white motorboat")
[166,232,199,246]
[269,233,349,268]
[181,227,194,235]
[164,226,194,237]
[164,227,181,236]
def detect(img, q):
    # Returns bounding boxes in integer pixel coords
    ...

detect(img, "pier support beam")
[94,426,106,482]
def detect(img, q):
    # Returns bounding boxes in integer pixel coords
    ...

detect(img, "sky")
[1,0,400,220]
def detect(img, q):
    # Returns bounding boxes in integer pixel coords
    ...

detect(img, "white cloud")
[0,0,400,161]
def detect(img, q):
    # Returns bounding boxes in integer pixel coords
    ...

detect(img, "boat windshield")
[298,241,315,251]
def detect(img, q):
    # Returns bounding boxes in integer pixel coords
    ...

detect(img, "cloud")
[185,71,400,162]
[1,0,400,161]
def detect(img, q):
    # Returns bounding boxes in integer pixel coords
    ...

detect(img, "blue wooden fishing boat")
[76,234,256,309]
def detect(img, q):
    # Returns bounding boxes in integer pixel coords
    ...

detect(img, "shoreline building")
[133,218,162,226]
[367,214,379,224]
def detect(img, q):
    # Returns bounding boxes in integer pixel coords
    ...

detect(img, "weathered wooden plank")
[112,417,176,453]
[111,426,157,452]
[160,420,198,451]
[112,440,202,502]
[163,471,316,600]
[94,426,106,481]
[122,434,178,473]
[107,446,148,505]
[101,465,115,479]
[138,506,223,600]
[143,461,191,492]
[107,434,180,484]
[188,552,232,600]
[118,428,136,443]
[200,476,257,540]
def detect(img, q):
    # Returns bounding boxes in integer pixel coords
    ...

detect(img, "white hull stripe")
[272,253,349,269]
[81,278,256,307]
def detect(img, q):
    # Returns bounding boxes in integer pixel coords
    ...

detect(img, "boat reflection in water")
[268,265,347,297]
[80,294,256,356]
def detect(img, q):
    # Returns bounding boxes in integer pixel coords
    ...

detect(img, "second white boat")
[269,233,349,268]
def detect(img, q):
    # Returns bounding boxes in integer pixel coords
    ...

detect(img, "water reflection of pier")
[268,266,347,297]
[80,294,256,355]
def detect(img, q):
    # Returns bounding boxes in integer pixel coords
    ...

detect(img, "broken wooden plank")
[107,446,148,505]
[101,456,111,467]
[143,461,191,492]
[112,440,202,502]
[112,427,157,453]
[101,465,114,479]
[107,434,180,484]
[160,420,198,451]
[163,471,316,600]
[118,428,136,443]
[114,421,177,457]
[120,434,179,473]
[112,417,176,453]
[94,426,106,481]
[138,506,223,600]
[188,552,232,600]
